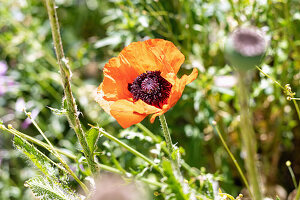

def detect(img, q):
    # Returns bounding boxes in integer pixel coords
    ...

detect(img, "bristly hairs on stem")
[43,0,98,174]
[24,109,89,194]
[0,124,164,188]
[159,114,196,200]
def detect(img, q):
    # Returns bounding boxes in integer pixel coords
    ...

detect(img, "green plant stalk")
[136,123,161,143]
[0,125,164,188]
[159,114,195,199]
[97,128,161,173]
[295,182,300,200]
[44,0,97,174]
[136,123,200,177]
[159,115,178,164]
[287,165,298,189]
[256,66,300,121]
[237,71,262,200]
[212,123,253,199]
[25,112,89,194]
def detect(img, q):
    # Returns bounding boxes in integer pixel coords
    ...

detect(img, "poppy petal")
[101,58,138,100]
[149,68,198,123]
[120,39,185,75]
[100,39,184,101]
[110,99,161,128]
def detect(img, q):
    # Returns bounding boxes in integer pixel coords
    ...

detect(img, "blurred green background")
[0,0,300,199]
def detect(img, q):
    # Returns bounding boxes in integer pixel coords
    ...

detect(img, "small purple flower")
[0,61,7,76]
[0,61,17,96]
[15,98,26,112]
[15,98,40,129]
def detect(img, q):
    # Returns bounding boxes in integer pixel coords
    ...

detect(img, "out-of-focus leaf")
[94,35,122,49]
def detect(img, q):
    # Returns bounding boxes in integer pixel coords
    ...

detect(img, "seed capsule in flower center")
[128,71,172,108]
[141,77,160,94]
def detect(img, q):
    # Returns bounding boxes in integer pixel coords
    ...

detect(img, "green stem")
[97,128,161,173]
[212,122,253,199]
[44,0,97,174]
[295,182,300,200]
[237,71,262,200]
[158,115,196,199]
[0,125,163,188]
[292,100,300,121]
[136,123,200,177]
[159,115,178,164]
[286,162,298,189]
[136,123,161,143]
[24,111,89,194]
[256,66,300,121]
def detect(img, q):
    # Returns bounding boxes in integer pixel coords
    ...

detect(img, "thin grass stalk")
[256,66,300,121]
[212,122,253,199]
[295,182,300,200]
[44,0,97,174]
[286,161,298,189]
[237,71,262,200]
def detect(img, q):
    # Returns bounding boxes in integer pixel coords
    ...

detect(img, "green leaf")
[162,160,190,200]
[14,136,58,178]
[25,176,81,200]
[86,128,100,156]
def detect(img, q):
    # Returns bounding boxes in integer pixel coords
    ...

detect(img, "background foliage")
[0,0,300,199]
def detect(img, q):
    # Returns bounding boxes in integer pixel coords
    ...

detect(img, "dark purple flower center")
[128,71,172,108]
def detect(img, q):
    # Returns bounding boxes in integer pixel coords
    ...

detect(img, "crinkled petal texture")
[95,39,198,128]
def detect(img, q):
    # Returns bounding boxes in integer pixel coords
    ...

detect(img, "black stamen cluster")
[128,71,172,108]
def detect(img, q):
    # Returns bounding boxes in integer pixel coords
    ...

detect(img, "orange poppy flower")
[95,39,198,128]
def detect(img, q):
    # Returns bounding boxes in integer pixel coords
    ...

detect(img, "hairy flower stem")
[24,111,89,194]
[44,0,98,174]
[136,123,200,177]
[0,125,165,188]
[237,71,262,200]
[159,115,195,199]
[159,115,180,167]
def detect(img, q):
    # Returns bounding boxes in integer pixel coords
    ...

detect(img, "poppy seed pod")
[225,27,267,70]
